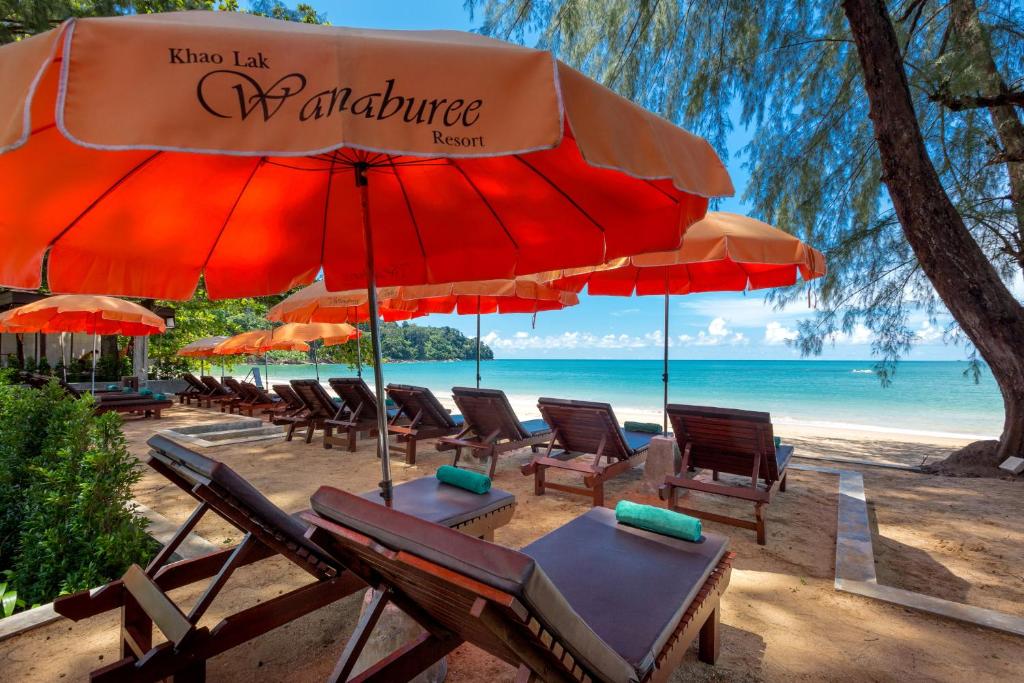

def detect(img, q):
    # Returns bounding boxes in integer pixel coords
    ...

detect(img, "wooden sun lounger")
[324,377,395,452]
[659,404,792,545]
[234,382,281,418]
[270,383,307,424]
[438,386,551,478]
[178,372,210,404]
[53,435,517,682]
[286,379,347,444]
[302,488,733,683]
[221,377,250,414]
[94,396,173,419]
[522,398,655,507]
[197,375,236,410]
[386,384,464,465]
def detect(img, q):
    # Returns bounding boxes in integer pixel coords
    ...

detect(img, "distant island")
[379,322,494,362]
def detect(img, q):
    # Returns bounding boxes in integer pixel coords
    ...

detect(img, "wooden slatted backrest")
[452,387,528,442]
[146,435,337,579]
[290,380,339,419]
[328,378,380,421]
[182,372,209,393]
[200,375,228,395]
[667,404,781,482]
[386,384,457,429]
[248,383,276,403]
[222,377,245,395]
[272,383,305,411]
[537,398,633,461]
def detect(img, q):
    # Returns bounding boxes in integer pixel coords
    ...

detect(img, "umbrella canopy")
[0,294,166,335]
[545,212,827,294]
[212,330,309,355]
[0,11,732,299]
[270,322,360,347]
[267,281,427,324]
[542,213,827,430]
[0,11,733,505]
[176,335,231,358]
[0,309,34,333]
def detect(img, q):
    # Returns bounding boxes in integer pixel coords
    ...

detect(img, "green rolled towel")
[154,393,167,401]
[774,436,782,449]
[385,398,397,409]
[436,465,491,495]
[139,388,153,396]
[106,384,118,391]
[624,421,662,434]
[615,500,702,542]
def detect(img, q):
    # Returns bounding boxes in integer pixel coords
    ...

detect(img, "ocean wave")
[850,369,874,374]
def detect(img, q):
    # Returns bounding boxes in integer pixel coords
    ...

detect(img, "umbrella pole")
[663,291,670,433]
[264,352,269,389]
[60,333,66,382]
[314,343,320,381]
[357,164,393,506]
[356,327,362,378]
[91,333,97,393]
[475,303,481,388]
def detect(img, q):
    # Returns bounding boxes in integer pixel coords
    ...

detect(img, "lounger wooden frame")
[53,439,357,683]
[197,376,236,410]
[386,384,462,465]
[270,383,306,424]
[302,510,734,683]
[53,437,517,682]
[323,378,385,452]
[522,399,649,507]
[659,404,791,545]
[178,372,210,405]
[233,382,281,418]
[285,379,346,444]
[438,387,550,478]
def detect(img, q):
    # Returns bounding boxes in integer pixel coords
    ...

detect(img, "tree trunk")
[842,0,1024,460]
[14,333,24,368]
[100,335,118,380]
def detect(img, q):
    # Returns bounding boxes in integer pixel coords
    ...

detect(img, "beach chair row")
[180,374,792,545]
[53,433,734,683]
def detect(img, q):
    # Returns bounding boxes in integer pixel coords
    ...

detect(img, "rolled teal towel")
[139,388,153,396]
[106,384,118,391]
[154,393,167,401]
[773,436,782,449]
[121,387,133,393]
[436,465,491,495]
[624,421,662,434]
[615,500,702,542]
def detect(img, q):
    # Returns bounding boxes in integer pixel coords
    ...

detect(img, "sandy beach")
[1,403,1021,682]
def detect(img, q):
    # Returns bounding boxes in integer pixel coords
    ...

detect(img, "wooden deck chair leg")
[780,472,788,492]
[305,423,315,444]
[755,502,767,545]
[698,606,720,664]
[120,592,152,660]
[323,423,334,450]
[348,426,359,452]
[487,445,499,479]
[405,437,417,465]
[534,463,546,496]
[712,470,719,481]
[285,421,298,442]
[591,477,605,507]
[329,589,391,683]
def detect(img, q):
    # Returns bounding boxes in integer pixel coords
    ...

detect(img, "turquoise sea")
[240,359,1004,439]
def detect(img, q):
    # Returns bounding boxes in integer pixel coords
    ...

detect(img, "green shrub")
[0,379,154,609]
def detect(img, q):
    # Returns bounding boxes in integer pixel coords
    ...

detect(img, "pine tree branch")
[929,89,1024,111]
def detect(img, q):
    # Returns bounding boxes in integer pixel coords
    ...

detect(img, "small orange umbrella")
[213,324,359,385]
[542,213,826,429]
[1,294,166,390]
[270,322,361,380]
[177,335,231,377]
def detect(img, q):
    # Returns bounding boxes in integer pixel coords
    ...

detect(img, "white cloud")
[916,321,944,343]
[610,308,641,317]
[485,330,665,351]
[826,324,873,345]
[764,321,798,345]
[707,317,729,337]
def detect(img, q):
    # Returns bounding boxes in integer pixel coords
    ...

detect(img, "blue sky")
[285,0,971,361]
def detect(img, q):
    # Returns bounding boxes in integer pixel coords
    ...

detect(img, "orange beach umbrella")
[1,294,166,389]
[177,335,231,377]
[543,213,826,429]
[0,11,734,504]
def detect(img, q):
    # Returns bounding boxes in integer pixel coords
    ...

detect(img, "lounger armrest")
[388,424,419,437]
[436,436,493,451]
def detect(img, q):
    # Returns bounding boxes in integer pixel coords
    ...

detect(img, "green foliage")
[472,0,1023,384]
[378,322,494,361]
[0,380,153,611]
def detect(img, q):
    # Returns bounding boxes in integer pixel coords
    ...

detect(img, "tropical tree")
[471,0,1024,464]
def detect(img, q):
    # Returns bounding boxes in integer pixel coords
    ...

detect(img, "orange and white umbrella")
[177,335,231,377]
[543,213,826,429]
[0,11,734,504]
[269,278,577,385]
[1,294,166,389]
[213,323,359,385]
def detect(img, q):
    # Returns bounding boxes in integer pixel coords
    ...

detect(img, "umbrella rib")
[445,158,519,251]
[319,155,338,266]
[644,179,679,203]
[386,157,430,265]
[45,151,162,249]
[199,157,264,274]
[513,155,605,233]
